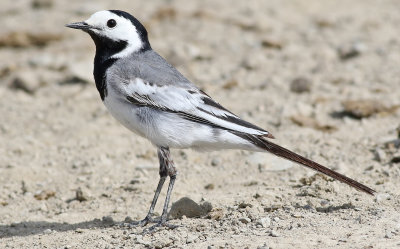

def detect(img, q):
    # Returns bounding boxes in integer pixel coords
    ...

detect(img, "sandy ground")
[0,0,400,248]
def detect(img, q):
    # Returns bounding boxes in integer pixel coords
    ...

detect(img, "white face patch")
[85,10,144,58]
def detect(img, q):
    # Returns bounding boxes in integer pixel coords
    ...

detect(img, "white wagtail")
[66,10,375,230]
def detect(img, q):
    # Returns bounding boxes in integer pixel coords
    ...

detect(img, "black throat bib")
[90,33,127,100]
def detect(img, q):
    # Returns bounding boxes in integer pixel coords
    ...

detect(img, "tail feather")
[235,133,375,195]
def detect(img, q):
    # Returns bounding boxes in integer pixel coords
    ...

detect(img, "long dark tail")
[235,133,375,195]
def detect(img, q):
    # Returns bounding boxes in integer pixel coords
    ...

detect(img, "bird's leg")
[130,147,168,227]
[160,167,176,225]
[143,147,178,232]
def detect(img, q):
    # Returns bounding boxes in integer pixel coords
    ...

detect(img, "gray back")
[107,50,195,88]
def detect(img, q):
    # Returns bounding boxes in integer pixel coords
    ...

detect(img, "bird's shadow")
[0,218,114,238]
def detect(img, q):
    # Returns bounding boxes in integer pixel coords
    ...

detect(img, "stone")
[200,201,213,213]
[239,217,251,224]
[270,230,280,237]
[261,39,283,49]
[211,158,220,167]
[34,190,56,200]
[186,235,198,244]
[337,42,367,60]
[75,187,88,202]
[385,231,393,239]
[102,216,114,225]
[374,148,387,162]
[257,217,271,228]
[204,183,215,190]
[169,197,211,219]
[290,77,311,93]
[375,193,391,203]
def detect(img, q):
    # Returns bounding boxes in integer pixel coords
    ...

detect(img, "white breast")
[103,86,146,137]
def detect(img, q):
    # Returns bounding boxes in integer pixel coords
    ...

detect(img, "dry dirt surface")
[1,0,400,248]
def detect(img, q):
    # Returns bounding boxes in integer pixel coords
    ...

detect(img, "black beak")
[65,21,92,31]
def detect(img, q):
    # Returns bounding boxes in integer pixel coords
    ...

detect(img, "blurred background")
[0,0,399,248]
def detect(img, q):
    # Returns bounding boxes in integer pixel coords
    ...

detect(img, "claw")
[125,215,158,228]
[142,220,179,234]
[135,216,154,227]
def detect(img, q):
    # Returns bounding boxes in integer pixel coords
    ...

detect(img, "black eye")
[107,19,116,28]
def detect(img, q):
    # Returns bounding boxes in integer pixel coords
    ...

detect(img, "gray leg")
[131,147,168,227]
[160,174,176,224]
[143,177,166,219]
[144,147,178,232]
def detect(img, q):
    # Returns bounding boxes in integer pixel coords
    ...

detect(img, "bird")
[66,10,375,231]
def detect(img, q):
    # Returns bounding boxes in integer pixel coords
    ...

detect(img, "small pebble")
[75,187,88,202]
[43,229,52,234]
[239,217,251,224]
[261,39,283,50]
[124,216,134,223]
[238,202,253,209]
[320,200,329,206]
[211,158,220,167]
[391,156,400,163]
[270,230,280,237]
[337,42,366,60]
[257,217,271,228]
[374,148,386,162]
[34,190,56,200]
[102,216,114,225]
[204,183,215,190]
[290,77,312,93]
[130,179,140,184]
[375,193,391,203]
[186,235,198,244]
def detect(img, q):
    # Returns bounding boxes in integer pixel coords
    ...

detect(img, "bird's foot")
[120,214,179,233]
[123,215,158,228]
[142,219,179,234]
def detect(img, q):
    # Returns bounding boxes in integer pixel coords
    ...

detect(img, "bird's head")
[66,10,151,59]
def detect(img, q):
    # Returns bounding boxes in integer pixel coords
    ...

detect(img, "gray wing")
[107,50,273,137]
[112,50,194,88]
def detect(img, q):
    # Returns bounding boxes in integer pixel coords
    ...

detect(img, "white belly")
[103,88,146,138]
[103,87,255,150]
